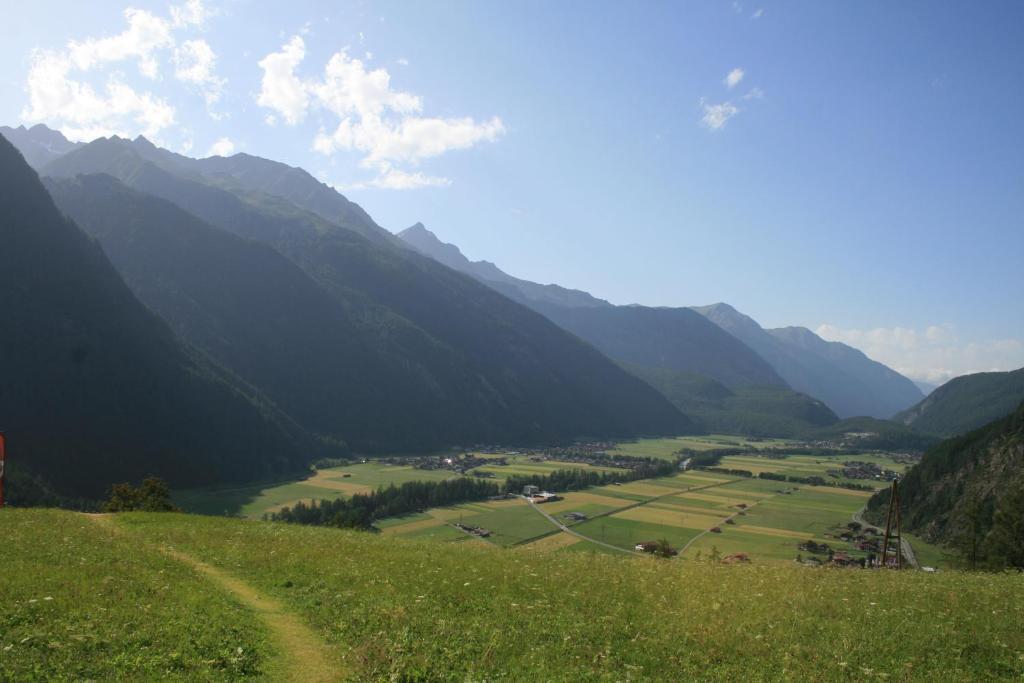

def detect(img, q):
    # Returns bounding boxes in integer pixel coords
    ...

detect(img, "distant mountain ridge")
[399,222,609,309]
[691,303,924,419]
[895,368,1024,438]
[397,223,787,389]
[0,124,82,169]
[397,223,924,419]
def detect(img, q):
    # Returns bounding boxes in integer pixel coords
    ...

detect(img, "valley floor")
[3,508,1022,681]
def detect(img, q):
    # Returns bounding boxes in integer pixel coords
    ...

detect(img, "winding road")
[852,506,919,569]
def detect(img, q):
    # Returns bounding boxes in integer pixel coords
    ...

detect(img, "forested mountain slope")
[895,368,1024,438]
[869,402,1024,568]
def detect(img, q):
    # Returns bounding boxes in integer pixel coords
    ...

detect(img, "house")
[710,527,722,533]
[722,552,750,564]
[534,492,561,503]
[523,485,540,496]
[564,512,588,521]
[635,541,659,552]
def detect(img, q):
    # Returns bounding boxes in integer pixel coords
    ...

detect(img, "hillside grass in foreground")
[0,509,275,681]
[109,511,1023,681]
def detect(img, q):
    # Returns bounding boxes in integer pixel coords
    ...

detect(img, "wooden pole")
[881,480,896,568]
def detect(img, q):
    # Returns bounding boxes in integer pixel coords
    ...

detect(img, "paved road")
[527,499,638,555]
[853,506,919,569]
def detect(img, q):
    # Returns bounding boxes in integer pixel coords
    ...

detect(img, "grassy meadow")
[5,508,1019,681]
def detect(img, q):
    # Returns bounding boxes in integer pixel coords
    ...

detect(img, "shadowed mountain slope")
[39,137,693,446]
[0,133,317,500]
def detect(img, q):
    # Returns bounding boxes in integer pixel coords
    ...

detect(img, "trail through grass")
[89,515,344,683]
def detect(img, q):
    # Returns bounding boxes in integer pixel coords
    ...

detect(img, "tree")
[950,493,987,569]
[103,477,179,512]
[984,482,1024,569]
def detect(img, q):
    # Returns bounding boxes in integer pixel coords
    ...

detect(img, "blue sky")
[2,0,1022,383]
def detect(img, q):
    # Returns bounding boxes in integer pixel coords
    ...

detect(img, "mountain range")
[397,222,925,420]
[1,123,981,502]
[2,125,701,502]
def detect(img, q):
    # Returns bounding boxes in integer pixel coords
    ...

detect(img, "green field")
[717,452,913,490]
[175,461,458,518]
[6,508,1020,681]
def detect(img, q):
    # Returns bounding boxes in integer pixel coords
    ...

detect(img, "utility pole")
[880,480,902,569]
[0,432,7,508]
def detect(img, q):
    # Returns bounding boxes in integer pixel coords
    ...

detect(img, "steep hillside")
[44,174,456,450]
[869,403,1024,567]
[895,368,1024,437]
[693,303,924,418]
[0,134,316,500]
[805,417,939,451]
[41,138,692,445]
[623,363,839,437]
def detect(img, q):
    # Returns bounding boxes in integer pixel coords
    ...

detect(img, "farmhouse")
[564,512,588,522]
[530,492,561,504]
[523,485,540,496]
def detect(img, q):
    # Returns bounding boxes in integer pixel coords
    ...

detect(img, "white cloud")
[725,68,744,89]
[700,99,739,131]
[257,38,505,189]
[396,57,409,66]
[170,0,212,28]
[21,0,222,141]
[743,86,765,100]
[256,36,309,125]
[173,39,225,104]
[751,8,764,19]
[206,136,235,156]
[815,323,1024,384]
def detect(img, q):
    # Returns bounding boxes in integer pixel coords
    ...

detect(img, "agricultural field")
[717,452,913,490]
[610,434,796,460]
[8,509,1018,681]
[174,461,458,519]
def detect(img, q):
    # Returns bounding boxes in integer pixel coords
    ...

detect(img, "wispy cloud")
[700,99,739,131]
[256,36,505,189]
[751,8,764,19]
[725,68,745,89]
[816,323,1024,384]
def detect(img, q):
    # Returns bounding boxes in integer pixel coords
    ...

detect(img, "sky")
[2,0,1023,385]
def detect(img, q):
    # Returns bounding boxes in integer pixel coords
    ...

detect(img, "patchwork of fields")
[175,437,945,566]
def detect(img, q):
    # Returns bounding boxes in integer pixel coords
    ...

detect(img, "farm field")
[9,509,1016,682]
[610,434,797,460]
[175,461,458,519]
[717,452,913,490]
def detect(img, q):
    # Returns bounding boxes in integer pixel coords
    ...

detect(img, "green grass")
[94,511,1024,681]
[0,509,275,681]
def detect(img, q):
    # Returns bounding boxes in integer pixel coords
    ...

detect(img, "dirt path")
[87,515,344,682]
